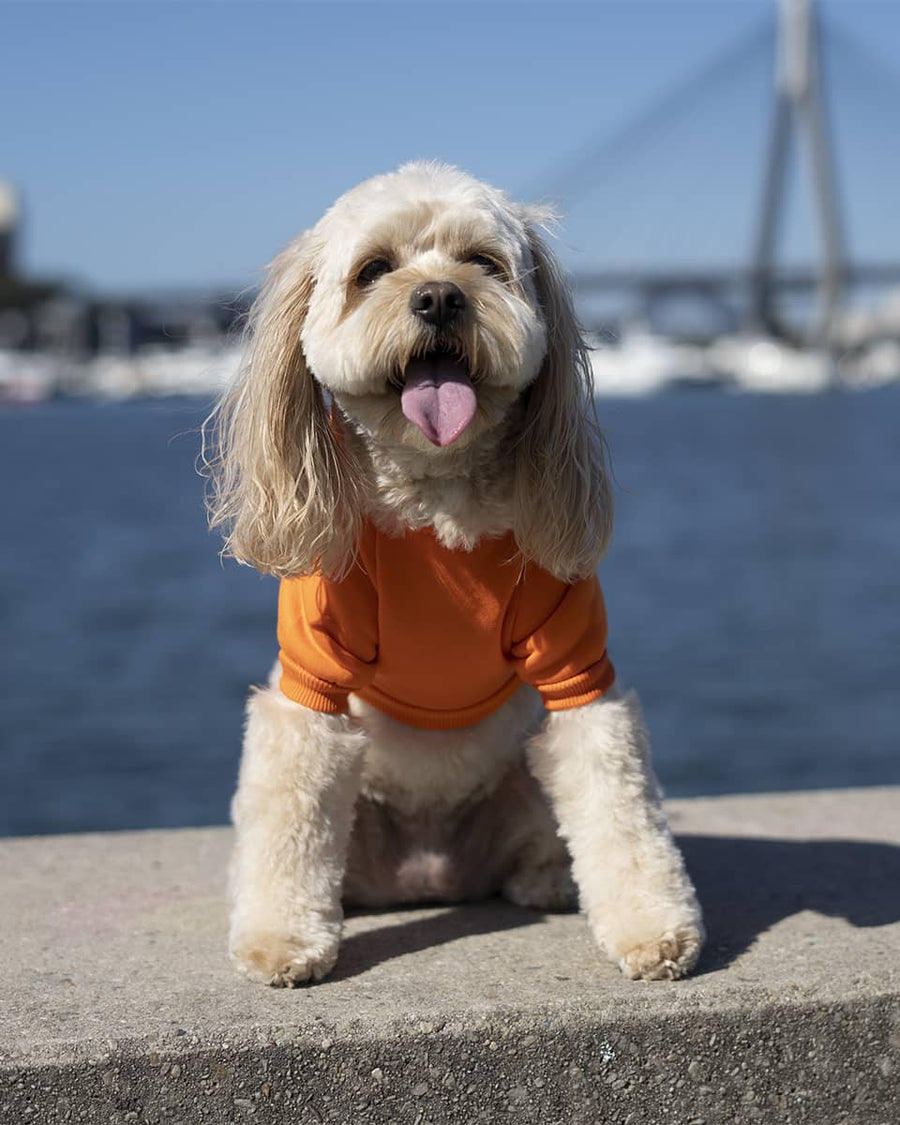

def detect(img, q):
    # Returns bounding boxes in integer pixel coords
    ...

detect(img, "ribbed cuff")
[279,671,349,714]
[538,657,616,712]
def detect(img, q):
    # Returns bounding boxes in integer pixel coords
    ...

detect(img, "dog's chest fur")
[343,409,518,551]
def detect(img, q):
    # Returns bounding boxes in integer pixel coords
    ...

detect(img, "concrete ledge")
[2,788,898,1124]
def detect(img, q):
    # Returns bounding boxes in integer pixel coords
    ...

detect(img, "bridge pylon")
[752,0,846,344]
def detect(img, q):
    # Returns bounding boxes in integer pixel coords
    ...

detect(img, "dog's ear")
[204,234,363,578]
[512,221,613,581]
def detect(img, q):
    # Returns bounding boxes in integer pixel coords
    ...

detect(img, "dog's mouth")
[399,347,477,448]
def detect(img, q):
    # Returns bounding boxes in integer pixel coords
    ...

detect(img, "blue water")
[1,391,898,837]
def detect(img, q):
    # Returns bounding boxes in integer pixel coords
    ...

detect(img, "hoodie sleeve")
[277,561,379,713]
[508,566,615,711]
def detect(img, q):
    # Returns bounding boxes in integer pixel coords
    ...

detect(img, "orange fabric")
[278,522,615,730]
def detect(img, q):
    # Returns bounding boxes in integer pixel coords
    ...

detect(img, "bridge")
[535,0,900,345]
[575,262,900,296]
[574,262,900,343]
[3,0,897,367]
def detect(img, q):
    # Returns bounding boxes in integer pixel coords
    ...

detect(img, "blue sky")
[3,0,899,291]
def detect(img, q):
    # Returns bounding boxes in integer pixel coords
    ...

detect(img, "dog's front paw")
[617,925,703,982]
[231,927,340,987]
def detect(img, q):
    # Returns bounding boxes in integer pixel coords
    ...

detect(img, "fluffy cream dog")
[207,162,703,987]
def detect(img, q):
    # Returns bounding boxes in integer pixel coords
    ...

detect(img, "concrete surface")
[1,787,898,1124]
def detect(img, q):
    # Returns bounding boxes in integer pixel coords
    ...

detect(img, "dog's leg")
[526,687,704,980]
[497,763,578,911]
[229,685,365,986]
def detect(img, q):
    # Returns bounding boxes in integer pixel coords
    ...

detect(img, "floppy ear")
[204,234,364,578]
[512,225,613,581]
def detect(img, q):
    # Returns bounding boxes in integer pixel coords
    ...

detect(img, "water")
[1,391,898,837]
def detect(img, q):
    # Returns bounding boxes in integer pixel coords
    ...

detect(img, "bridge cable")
[524,18,772,209]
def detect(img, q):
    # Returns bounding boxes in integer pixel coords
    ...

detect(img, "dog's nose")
[409,282,467,328]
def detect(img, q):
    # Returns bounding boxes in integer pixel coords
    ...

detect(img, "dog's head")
[207,162,611,579]
[300,162,549,452]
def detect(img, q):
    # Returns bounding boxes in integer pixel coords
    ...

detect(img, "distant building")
[0,181,250,366]
[0,181,18,279]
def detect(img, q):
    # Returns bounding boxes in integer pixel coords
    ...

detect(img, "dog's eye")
[467,254,502,277]
[356,259,392,287]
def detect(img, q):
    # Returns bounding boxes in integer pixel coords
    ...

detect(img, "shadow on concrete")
[327,835,900,982]
[678,834,900,973]
[331,900,548,982]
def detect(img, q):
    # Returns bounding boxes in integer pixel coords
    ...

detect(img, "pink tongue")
[401,355,477,447]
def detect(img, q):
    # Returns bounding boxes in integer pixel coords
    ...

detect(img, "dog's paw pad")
[232,936,338,987]
[619,926,702,982]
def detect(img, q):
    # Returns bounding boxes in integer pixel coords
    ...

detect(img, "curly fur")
[208,162,703,986]
[204,161,611,580]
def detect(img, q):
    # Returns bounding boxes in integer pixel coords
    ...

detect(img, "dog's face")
[300,163,549,451]
[207,161,611,581]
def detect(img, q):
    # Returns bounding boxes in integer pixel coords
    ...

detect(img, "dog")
[206,161,703,987]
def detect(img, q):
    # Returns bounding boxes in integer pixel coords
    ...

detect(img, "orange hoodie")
[278,521,615,730]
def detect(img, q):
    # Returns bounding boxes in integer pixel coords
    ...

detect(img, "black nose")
[409,281,467,328]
